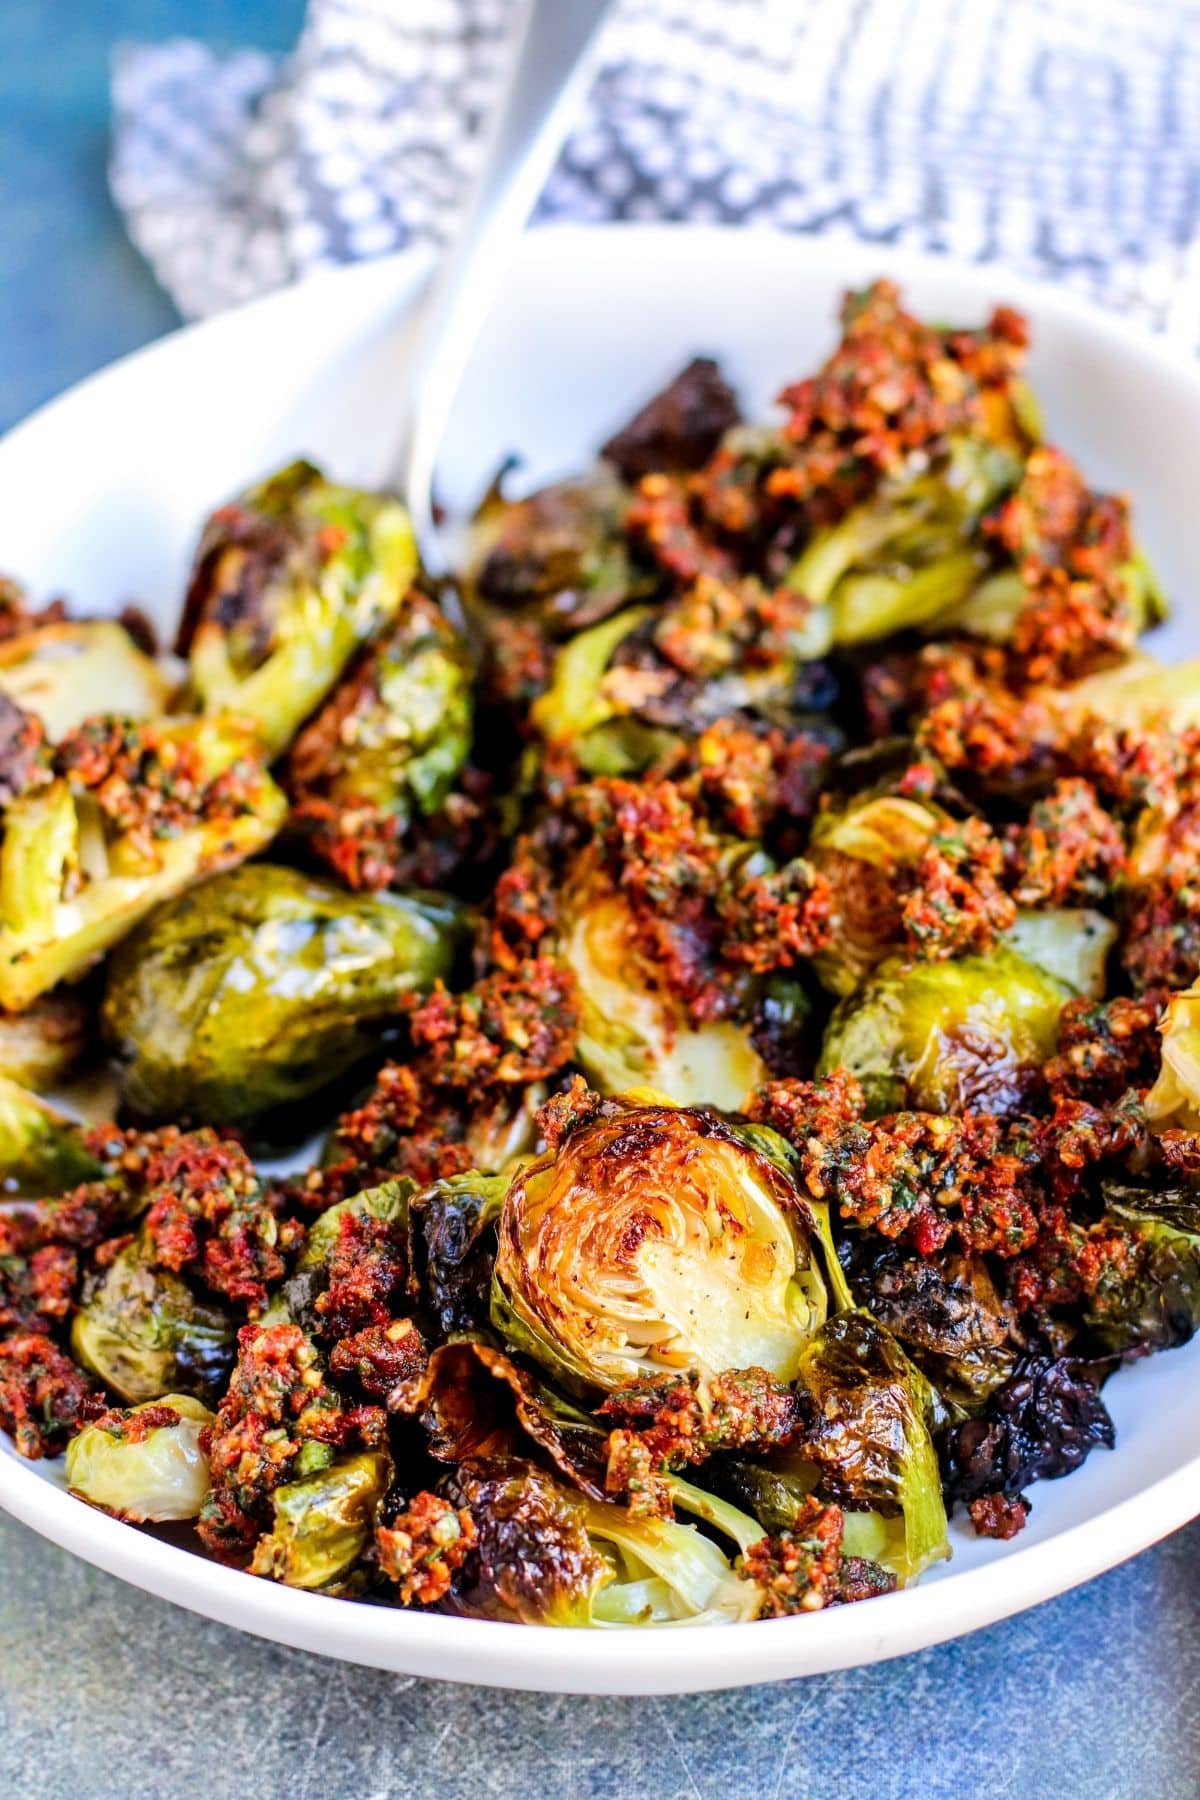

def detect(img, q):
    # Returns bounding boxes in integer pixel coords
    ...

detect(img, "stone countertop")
[1,6,1198,1796]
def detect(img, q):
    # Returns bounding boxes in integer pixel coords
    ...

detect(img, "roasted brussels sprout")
[560,852,766,1110]
[728,1313,949,1584]
[442,1457,764,1626]
[0,1078,102,1192]
[0,991,89,1091]
[287,585,476,892]
[283,1178,413,1331]
[1082,1189,1200,1354]
[492,1103,830,1393]
[0,715,286,1012]
[817,948,1068,1116]
[71,1234,237,1404]
[850,1245,1016,1416]
[102,865,465,1135]
[250,1449,392,1589]
[1001,908,1116,999]
[1046,652,1200,735]
[178,460,416,753]
[809,785,951,996]
[411,1173,509,1337]
[0,621,174,741]
[788,437,1021,646]
[66,1394,214,1522]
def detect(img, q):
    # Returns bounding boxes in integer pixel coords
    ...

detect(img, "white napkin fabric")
[111,0,1200,345]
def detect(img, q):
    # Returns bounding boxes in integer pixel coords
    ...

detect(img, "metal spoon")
[397,0,612,571]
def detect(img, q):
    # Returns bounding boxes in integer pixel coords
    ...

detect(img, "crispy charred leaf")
[0,715,287,1012]
[70,1233,238,1404]
[849,1243,1017,1415]
[66,1394,214,1522]
[101,865,465,1138]
[1082,1188,1200,1354]
[0,620,174,741]
[940,1345,1115,1512]
[409,1172,508,1337]
[817,948,1068,1116]
[178,459,417,754]
[250,1448,392,1590]
[600,358,741,484]
[395,1339,609,1500]
[491,1103,830,1394]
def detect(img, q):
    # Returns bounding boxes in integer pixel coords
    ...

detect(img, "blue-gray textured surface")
[0,5,1198,1797]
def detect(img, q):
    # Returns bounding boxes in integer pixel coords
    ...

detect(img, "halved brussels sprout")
[71,1234,237,1403]
[560,854,765,1109]
[283,1179,413,1330]
[1001,908,1116,999]
[492,1103,829,1393]
[178,460,417,753]
[101,865,465,1135]
[817,948,1068,1116]
[529,606,665,776]
[66,1394,214,1522]
[1083,1189,1200,1354]
[809,787,951,996]
[1045,653,1200,735]
[443,1457,762,1626]
[725,1313,949,1585]
[0,716,287,1012]
[287,586,475,883]
[465,469,640,634]
[788,437,1019,646]
[1145,982,1200,1130]
[250,1449,392,1589]
[0,991,89,1091]
[0,621,174,741]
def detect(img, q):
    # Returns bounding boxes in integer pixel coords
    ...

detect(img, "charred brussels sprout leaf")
[66,1394,213,1522]
[850,1246,1016,1416]
[817,948,1068,1116]
[0,1077,103,1193]
[179,460,417,753]
[0,716,286,1012]
[0,621,174,741]
[492,1103,828,1393]
[941,1347,1115,1511]
[250,1449,392,1589]
[1083,1189,1200,1354]
[102,865,466,1136]
[444,1457,761,1626]
[410,1173,509,1337]
[466,470,643,638]
[71,1235,237,1404]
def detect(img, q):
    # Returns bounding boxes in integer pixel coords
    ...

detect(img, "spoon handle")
[399,0,612,564]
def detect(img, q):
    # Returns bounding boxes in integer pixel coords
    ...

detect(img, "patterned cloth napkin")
[111,0,1200,344]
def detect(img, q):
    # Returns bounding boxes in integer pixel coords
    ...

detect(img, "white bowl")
[0,227,1197,1694]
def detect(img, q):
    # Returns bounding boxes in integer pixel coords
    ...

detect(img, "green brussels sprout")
[491,1102,830,1394]
[726,1313,949,1585]
[287,586,475,885]
[443,1458,762,1626]
[788,437,1020,646]
[66,1395,214,1522]
[529,605,668,776]
[250,1449,393,1589]
[0,991,89,1091]
[465,469,642,636]
[808,786,952,996]
[1084,1189,1200,1354]
[283,1179,413,1328]
[1145,982,1200,1130]
[560,857,765,1110]
[933,543,1167,644]
[101,865,466,1136]
[178,459,417,754]
[71,1235,237,1404]
[817,948,1069,1116]
[0,621,174,741]
[0,1077,103,1193]
[0,716,287,1012]
[1001,908,1116,999]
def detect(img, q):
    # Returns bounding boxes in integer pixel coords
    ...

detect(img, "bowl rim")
[1,224,1198,1694]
